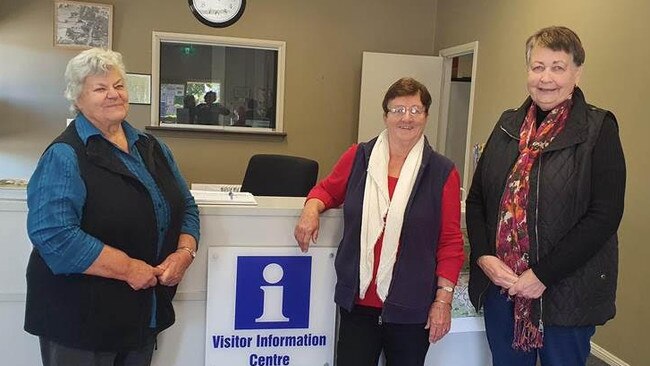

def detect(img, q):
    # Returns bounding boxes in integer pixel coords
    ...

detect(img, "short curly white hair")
[64,48,126,113]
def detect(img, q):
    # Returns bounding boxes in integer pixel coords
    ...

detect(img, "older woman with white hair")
[25,48,200,366]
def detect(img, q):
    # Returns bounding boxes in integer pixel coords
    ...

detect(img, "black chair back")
[241,154,319,197]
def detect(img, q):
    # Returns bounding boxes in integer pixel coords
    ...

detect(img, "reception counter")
[0,189,490,365]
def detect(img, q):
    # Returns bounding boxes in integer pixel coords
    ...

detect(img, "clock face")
[189,0,246,28]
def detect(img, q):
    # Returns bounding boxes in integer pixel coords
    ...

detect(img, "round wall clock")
[188,0,246,28]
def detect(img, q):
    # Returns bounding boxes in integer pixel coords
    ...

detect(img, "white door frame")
[437,41,479,194]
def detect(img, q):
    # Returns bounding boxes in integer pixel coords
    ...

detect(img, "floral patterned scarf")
[496,97,572,351]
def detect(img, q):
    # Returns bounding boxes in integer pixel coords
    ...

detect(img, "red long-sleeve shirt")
[308,145,465,307]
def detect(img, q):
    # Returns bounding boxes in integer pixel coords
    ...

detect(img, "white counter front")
[0,190,490,365]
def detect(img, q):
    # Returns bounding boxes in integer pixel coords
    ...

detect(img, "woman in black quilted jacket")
[466,26,626,366]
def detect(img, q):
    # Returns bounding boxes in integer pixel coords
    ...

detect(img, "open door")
[438,41,479,194]
[358,52,443,144]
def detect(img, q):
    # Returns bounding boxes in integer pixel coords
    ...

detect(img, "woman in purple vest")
[466,26,626,366]
[295,77,464,365]
[25,48,200,366]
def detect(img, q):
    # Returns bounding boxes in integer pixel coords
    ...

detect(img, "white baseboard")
[591,342,630,366]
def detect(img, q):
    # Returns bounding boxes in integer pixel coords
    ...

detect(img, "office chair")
[241,154,319,197]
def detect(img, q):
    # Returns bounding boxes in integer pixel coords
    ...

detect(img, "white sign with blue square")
[205,246,337,366]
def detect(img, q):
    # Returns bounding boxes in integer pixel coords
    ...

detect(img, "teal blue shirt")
[27,115,200,328]
[27,115,200,274]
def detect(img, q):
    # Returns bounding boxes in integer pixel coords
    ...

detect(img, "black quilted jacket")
[466,88,626,326]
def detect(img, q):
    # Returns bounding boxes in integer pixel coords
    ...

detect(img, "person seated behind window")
[196,91,230,125]
[232,105,248,126]
[176,95,196,124]
[245,98,258,120]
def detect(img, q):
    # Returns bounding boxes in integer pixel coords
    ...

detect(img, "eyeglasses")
[387,105,425,116]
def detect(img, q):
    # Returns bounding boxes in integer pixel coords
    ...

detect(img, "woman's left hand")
[508,269,546,299]
[156,251,192,286]
[425,301,452,343]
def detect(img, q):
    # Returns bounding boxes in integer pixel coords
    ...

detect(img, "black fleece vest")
[25,121,185,351]
[333,137,454,324]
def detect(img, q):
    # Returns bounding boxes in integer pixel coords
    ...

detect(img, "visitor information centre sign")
[205,246,337,366]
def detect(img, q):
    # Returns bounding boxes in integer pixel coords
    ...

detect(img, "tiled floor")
[586,354,609,366]
[536,355,609,366]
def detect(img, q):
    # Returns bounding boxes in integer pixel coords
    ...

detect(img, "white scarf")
[359,129,424,301]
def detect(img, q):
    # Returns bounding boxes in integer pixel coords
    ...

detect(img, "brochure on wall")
[159,83,185,118]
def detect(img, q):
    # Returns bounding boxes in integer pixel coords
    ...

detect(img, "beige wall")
[0,0,438,184]
[3,1,647,362]
[435,1,650,364]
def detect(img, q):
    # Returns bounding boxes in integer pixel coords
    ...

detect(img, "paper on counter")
[190,190,257,205]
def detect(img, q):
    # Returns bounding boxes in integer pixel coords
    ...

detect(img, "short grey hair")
[525,26,585,67]
[64,48,126,113]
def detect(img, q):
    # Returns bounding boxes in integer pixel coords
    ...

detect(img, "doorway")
[437,42,478,197]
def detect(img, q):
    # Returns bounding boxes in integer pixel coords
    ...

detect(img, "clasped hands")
[477,255,546,299]
[125,251,193,290]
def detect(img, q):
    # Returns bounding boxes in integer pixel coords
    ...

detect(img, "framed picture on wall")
[125,73,151,105]
[54,1,113,49]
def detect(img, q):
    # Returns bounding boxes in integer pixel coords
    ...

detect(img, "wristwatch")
[177,246,197,260]
[437,285,454,293]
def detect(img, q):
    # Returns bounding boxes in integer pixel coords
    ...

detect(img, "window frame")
[150,31,286,135]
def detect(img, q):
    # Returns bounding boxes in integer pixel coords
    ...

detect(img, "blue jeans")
[483,285,595,366]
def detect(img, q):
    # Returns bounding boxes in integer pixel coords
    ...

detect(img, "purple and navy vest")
[334,137,454,324]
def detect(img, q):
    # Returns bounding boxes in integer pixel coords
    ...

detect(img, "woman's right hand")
[85,245,162,290]
[125,259,163,290]
[477,255,519,289]
[294,199,324,252]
